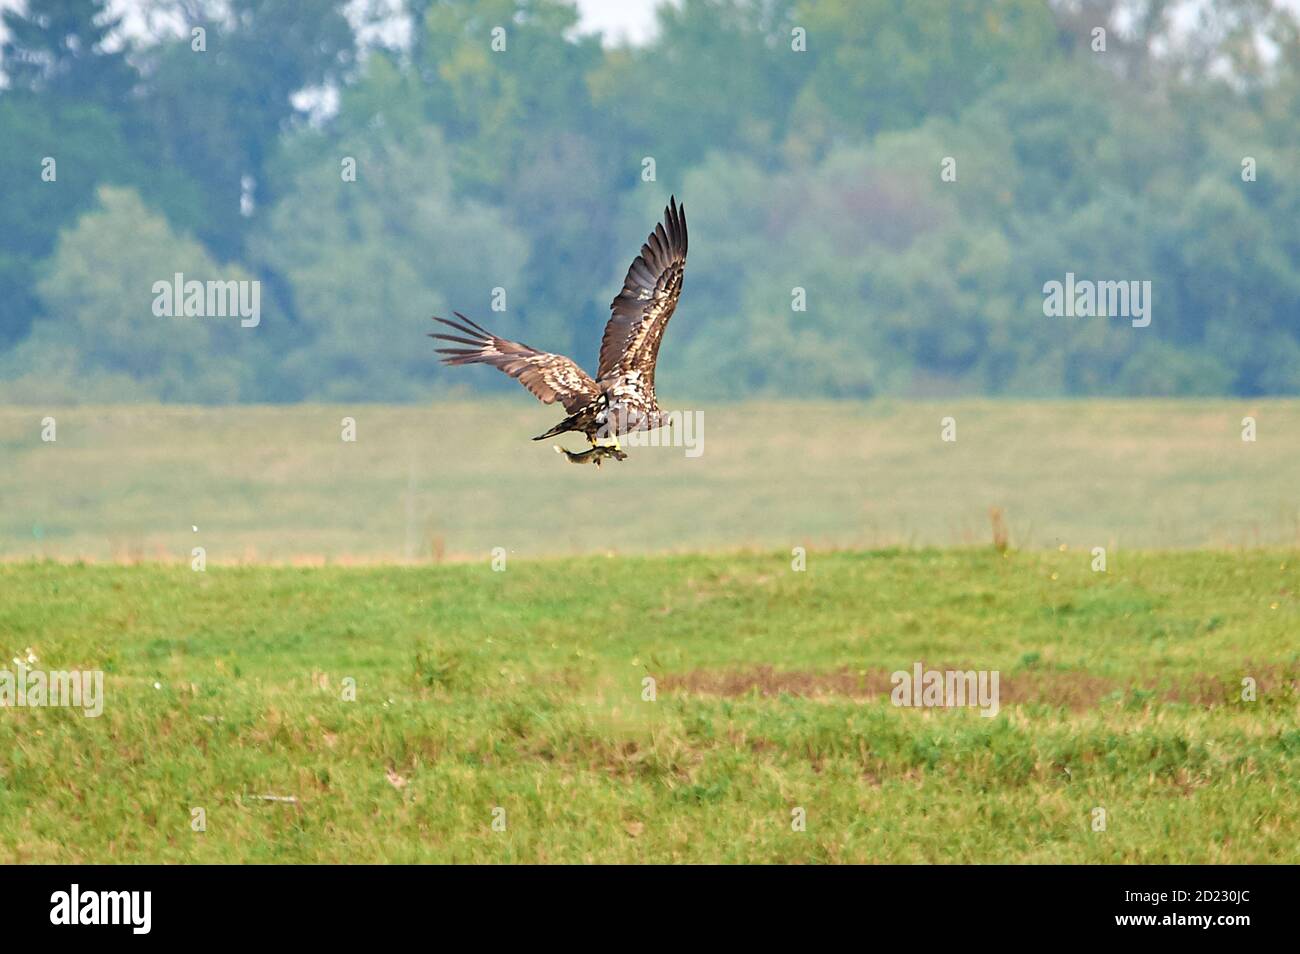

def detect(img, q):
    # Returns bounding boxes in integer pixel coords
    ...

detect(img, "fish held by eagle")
[430,197,688,465]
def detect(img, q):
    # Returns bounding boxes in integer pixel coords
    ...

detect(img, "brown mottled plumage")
[429,197,688,459]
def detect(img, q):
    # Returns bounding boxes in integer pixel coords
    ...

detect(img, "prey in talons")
[554,443,628,467]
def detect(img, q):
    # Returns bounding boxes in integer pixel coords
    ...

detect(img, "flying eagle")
[430,197,688,465]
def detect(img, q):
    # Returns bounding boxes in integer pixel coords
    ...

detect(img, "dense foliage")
[1,0,1297,402]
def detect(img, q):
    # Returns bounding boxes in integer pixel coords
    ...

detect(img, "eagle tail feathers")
[533,421,573,441]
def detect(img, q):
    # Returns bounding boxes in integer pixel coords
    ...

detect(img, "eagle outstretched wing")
[430,313,598,413]
[597,196,688,389]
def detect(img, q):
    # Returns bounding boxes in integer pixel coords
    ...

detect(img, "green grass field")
[2,400,1298,561]
[1,548,1296,863]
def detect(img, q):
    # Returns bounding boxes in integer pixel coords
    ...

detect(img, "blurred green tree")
[251,127,529,401]
[4,187,261,402]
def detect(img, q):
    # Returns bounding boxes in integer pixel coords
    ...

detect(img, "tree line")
[1,0,1297,403]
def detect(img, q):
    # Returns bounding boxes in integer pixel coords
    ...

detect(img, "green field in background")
[1,400,1297,561]
[0,549,1296,863]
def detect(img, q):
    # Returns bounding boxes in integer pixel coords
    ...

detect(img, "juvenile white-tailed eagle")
[430,197,688,465]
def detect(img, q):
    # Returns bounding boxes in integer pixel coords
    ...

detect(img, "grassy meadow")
[1,400,1296,862]
[0,548,1297,863]
[1,400,1297,562]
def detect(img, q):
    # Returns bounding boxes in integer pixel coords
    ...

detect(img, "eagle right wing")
[596,196,688,389]
[430,313,598,413]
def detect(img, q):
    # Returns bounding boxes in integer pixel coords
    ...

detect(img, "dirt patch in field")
[660,665,1297,710]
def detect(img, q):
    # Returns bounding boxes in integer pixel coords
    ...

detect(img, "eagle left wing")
[596,196,687,391]
[430,313,598,413]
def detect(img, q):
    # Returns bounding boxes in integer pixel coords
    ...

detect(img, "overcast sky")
[573,0,667,45]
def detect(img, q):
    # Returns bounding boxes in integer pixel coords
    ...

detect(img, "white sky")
[573,0,666,45]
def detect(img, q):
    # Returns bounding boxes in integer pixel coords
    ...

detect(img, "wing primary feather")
[432,315,485,339]
[453,312,494,337]
[431,333,485,347]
